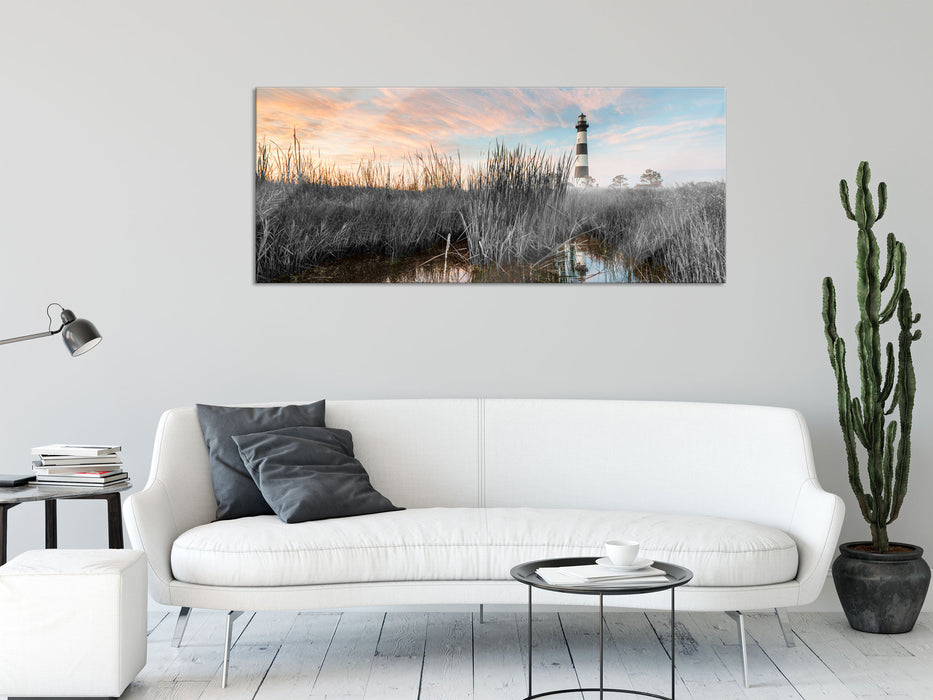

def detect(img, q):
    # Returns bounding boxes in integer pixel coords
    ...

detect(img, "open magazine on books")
[536,564,669,587]
[31,444,121,457]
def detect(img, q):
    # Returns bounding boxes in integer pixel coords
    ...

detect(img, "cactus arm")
[880,232,896,291]
[831,337,871,522]
[881,420,897,523]
[850,397,870,448]
[880,342,896,404]
[885,384,901,416]
[880,242,906,323]
[877,181,888,222]
[854,181,866,228]
[890,289,917,523]
[840,179,856,221]
[823,275,870,520]
[822,277,840,371]
[856,161,876,230]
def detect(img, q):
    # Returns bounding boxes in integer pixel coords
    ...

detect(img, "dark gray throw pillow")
[196,401,326,520]
[231,425,402,524]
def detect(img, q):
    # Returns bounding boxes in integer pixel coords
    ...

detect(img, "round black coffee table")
[510,556,693,700]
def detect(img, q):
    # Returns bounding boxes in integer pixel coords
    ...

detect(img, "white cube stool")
[0,549,147,698]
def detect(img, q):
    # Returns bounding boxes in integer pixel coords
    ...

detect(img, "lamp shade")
[60,310,102,356]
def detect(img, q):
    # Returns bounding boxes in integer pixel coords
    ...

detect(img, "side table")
[0,481,132,564]
[511,556,693,700]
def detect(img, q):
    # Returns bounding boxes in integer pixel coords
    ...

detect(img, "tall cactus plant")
[823,161,921,552]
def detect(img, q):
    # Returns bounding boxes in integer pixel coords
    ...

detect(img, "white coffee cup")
[605,539,639,566]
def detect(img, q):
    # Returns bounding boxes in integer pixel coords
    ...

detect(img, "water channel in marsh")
[277,234,668,284]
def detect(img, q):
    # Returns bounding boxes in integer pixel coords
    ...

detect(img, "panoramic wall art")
[255,87,725,284]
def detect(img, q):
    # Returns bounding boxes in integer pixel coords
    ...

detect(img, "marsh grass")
[576,184,726,283]
[255,139,725,283]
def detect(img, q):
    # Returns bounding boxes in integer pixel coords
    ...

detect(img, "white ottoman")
[0,549,147,698]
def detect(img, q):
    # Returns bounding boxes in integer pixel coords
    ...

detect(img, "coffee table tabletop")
[511,555,693,594]
[0,480,132,503]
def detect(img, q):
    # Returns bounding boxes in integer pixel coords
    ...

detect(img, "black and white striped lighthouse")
[573,112,589,186]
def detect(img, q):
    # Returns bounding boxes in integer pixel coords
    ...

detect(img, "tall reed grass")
[255,137,725,283]
[461,143,572,266]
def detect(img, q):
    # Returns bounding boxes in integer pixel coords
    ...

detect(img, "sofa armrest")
[123,481,178,605]
[787,478,845,605]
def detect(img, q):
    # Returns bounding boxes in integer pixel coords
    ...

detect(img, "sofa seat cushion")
[170,507,798,588]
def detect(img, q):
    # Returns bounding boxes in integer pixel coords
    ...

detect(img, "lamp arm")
[1,303,68,346]
[0,330,57,346]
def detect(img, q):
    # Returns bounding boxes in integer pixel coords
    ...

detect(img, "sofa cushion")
[196,401,325,520]
[232,426,402,523]
[170,507,798,587]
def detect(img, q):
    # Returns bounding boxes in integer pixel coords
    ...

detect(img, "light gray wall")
[1,1,931,610]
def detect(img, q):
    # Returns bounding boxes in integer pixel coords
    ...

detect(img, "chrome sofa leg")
[775,607,796,647]
[171,606,192,648]
[479,604,485,624]
[221,610,243,689]
[725,610,749,688]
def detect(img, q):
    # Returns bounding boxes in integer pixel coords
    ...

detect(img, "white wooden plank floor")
[113,610,933,699]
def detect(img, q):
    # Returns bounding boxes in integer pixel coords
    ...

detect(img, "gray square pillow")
[231,425,402,524]
[196,401,325,520]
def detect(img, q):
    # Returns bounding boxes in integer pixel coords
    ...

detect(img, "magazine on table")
[31,444,121,457]
[536,565,669,587]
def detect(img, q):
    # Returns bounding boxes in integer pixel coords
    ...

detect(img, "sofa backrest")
[479,400,813,533]
[146,399,817,536]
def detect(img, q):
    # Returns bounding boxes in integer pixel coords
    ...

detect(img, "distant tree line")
[609,169,663,188]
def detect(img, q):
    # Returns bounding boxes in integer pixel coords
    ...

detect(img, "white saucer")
[595,557,654,571]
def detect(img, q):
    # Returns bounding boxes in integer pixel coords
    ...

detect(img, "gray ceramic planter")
[832,541,931,633]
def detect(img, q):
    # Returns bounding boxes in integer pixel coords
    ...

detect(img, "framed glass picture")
[255,87,725,284]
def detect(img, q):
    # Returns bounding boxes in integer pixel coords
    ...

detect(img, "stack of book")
[535,563,668,587]
[31,444,128,487]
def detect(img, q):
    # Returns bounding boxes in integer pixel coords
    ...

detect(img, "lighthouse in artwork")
[573,112,590,187]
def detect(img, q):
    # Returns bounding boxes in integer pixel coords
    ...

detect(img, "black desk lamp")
[0,303,102,356]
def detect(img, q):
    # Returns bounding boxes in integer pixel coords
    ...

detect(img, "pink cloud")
[255,88,623,170]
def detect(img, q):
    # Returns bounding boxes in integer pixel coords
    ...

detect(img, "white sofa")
[124,399,844,686]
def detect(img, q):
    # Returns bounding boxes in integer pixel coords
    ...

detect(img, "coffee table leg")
[105,493,124,548]
[671,587,676,699]
[527,586,533,699]
[45,500,58,549]
[599,593,605,699]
